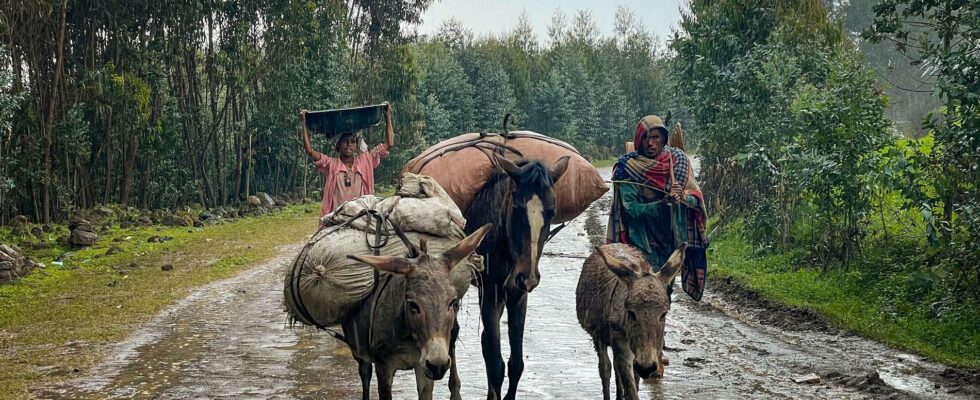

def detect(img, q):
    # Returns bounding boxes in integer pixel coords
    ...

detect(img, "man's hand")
[668,182,684,204]
[299,109,308,123]
[383,101,392,120]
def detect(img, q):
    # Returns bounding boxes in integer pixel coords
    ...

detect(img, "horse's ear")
[551,156,570,182]
[494,154,522,179]
[595,246,636,282]
[348,255,416,276]
[441,223,492,272]
[657,243,687,284]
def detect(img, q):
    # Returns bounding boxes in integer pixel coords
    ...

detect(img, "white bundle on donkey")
[283,173,483,328]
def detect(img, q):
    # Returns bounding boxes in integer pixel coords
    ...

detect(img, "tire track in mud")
[36,167,974,399]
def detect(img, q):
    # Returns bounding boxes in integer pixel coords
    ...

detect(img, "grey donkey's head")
[594,243,687,379]
[348,224,492,380]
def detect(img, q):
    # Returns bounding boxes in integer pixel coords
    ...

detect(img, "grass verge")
[709,224,980,370]
[0,205,318,399]
[591,158,618,169]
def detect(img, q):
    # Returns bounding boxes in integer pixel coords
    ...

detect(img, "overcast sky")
[416,0,687,45]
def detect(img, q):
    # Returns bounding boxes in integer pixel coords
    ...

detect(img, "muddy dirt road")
[39,168,974,399]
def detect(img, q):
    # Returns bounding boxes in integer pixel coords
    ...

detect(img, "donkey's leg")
[414,365,435,400]
[448,320,462,400]
[503,293,528,400]
[612,341,638,400]
[614,366,624,400]
[480,286,506,400]
[593,338,612,400]
[377,363,396,400]
[356,357,373,400]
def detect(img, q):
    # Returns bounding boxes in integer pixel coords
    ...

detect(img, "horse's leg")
[356,357,373,400]
[594,338,612,400]
[448,320,462,400]
[377,363,396,400]
[414,365,435,400]
[503,293,528,400]
[612,340,638,400]
[480,285,506,400]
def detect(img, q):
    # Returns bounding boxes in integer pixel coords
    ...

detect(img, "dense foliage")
[864,0,980,299]
[0,3,669,225]
[673,0,978,300]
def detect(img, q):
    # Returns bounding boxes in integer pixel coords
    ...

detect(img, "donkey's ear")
[596,246,636,282]
[441,223,492,272]
[551,156,570,183]
[657,243,687,284]
[348,255,415,276]
[494,154,523,179]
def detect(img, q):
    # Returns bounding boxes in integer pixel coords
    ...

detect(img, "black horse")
[463,154,569,400]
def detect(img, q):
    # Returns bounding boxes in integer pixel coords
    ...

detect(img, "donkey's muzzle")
[424,359,449,380]
[421,338,451,380]
[635,363,662,379]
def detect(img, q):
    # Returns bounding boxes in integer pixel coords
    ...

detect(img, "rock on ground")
[163,214,193,227]
[256,192,275,207]
[0,244,42,284]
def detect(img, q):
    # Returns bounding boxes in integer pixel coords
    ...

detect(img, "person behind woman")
[606,115,708,302]
[300,103,395,219]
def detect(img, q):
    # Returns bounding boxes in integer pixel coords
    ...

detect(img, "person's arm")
[383,102,394,150]
[667,149,691,204]
[300,110,321,162]
[620,183,667,219]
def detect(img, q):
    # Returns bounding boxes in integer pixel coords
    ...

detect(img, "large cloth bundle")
[402,131,608,224]
[284,173,483,328]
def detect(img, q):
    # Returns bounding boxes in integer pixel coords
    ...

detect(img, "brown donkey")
[576,243,687,400]
[345,224,492,400]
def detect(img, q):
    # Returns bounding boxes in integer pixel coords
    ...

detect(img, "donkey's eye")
[627,310,638,321]
[660,312,667,321]
[407,300,421,314]
[449,299,460,310]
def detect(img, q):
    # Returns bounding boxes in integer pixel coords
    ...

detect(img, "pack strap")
[545,222,568,244]
[406,131,581,175]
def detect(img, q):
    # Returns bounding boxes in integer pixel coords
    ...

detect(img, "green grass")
[0,205,319,399]
[709,224,980,369]
[376,184,396,198]
[591,158,618,168]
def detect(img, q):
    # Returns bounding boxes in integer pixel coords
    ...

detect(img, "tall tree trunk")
[119,128,138,205]
[103,111,113,204]
[234,128,244,202]
[41,1,68,223]
[245,131,253,198]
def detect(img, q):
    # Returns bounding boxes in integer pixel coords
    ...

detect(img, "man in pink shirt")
[300,103,395,219]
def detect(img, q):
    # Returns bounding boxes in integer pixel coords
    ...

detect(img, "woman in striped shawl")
[606,115,708,302]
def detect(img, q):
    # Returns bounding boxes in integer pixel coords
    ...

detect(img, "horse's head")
[348,224,492,380]
[594,243,686,379]
[495,154,570,293]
